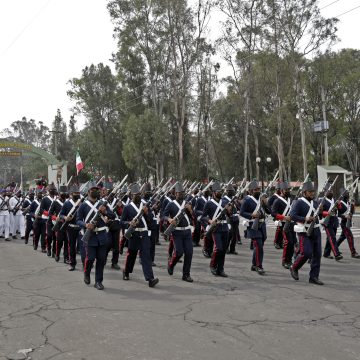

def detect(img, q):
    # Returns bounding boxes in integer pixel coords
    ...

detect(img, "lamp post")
[256,157,272,190]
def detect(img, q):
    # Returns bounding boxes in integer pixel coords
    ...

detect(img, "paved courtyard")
[1,222,360,360]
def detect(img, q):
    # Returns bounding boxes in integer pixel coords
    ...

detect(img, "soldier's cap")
[302,181,315,192]
[226,184,235,191]
[69,185,80,193]
[281,181,290,190]
[104,182,113,190]
[48,183,57,191]
[120,185,128,193]
[275,181,282,190]
[130,183,141,194]
[212,181,222,192]
[87,181,98,190]
[0,189,6,193]
[143,182,152,193]
[175,182,185,193]
[36,189,44,194]
[248,180,260,191]
[59,185,68,193]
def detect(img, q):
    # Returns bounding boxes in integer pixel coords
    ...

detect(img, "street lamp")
[255,157,272,190]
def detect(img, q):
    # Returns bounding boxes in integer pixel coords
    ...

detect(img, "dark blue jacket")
[120,201,153,231]
[319,197,339,227]
[164,200,192,228]
[76,200,114,246]
[201,197,229,233]
[29,199,41,219]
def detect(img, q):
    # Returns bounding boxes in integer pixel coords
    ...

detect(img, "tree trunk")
[243,91,250,179]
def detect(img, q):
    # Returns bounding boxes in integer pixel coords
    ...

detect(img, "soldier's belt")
[94,226,108,233]
[134,227,147,232]
[174,226,191,231]
[68,224,80,229]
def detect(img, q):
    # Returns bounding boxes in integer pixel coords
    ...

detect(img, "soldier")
[240,180,270,275]
[165,182,194,282]
[118,185,130,255]
[201,181,230,277]
[35,184,57,254]
[29,190,44,250]
[195,185,212,258]
[224,184,240,255]
[289,181,324,285]
[321,183,343,261]
[51,186,68,262]
[22,191,35,244]
[268,182,283,249]
[8,189,25,240]
[0,189,10,241]
[121,183,159,288]
[336,188,360,258]
[106,182,121,270]
[271,182,295,269]
[187,185,200,247]
[76,183,115,290]
[60,185,82,271]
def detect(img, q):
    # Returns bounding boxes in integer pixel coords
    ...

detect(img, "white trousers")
[0,212,10,238]
[11,213,25,237]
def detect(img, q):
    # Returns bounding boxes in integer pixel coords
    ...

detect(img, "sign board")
[313,121,329,133]
[0,151,22,156]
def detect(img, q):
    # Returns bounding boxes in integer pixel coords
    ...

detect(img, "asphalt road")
[1,222,360,360]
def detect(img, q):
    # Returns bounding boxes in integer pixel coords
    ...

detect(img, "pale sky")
[0,0,359,132]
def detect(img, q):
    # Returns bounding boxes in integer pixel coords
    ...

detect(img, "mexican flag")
[76,150,84,175]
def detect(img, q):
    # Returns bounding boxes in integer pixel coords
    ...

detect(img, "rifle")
[12,197,25,215]
[0,196,8,211]
[323,177,358,227]
[306,176,338,236]
[163,183,198,237]
[345,178,359,229]
[124,189,163,240]
[251,170,279,231]
[283,174,309,233]
[205,183,248,238]
[58,174,128,232]
[32,202,43,229]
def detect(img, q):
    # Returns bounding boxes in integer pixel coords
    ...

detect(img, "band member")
[121,183,159,288]
[22,191,35,244]
[8,190,25,239]
[165,182,194,282]
[289,181,324,285]
[0,189,10,241]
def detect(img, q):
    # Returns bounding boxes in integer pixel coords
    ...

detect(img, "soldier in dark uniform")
[240,180,270,275]
[271,182,295,269]
[165,182,194,282]
[267,182,283,249]
[118,185,130,255]
[105,182,121,270]
[76,183,115,290]
[121,183,159,288]
[195,186,211,257]
[289,181,324,285]
[52,186,69,262]
[36,184,57,253]
[60,185,82,271]
[29,190,43,249]
[142,183,158,266]
[201,181,230,277]
[336,189,360,258]
[321,184,343,261]
[187,185,200,247]
[224,184,240,255]
[22,191,35,244]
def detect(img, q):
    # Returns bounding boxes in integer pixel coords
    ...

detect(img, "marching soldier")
[165,182,194,282]
[268,182,283,249]
[106,182,121,270]
[289,181,324,285]
[201,181,230,277]
[29,190,43,249]
[321,183,343,261]
[8,189,25,240]
[271,182,295,269]
[60,185,82,271]
[22,191,35,244]
[76,183,115,290]
[50,186,68,262]
[223,184,240,255]
[121,183,159,288]
[336,188,360,258]
[0,189,10,241]
[240,180,270,275]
